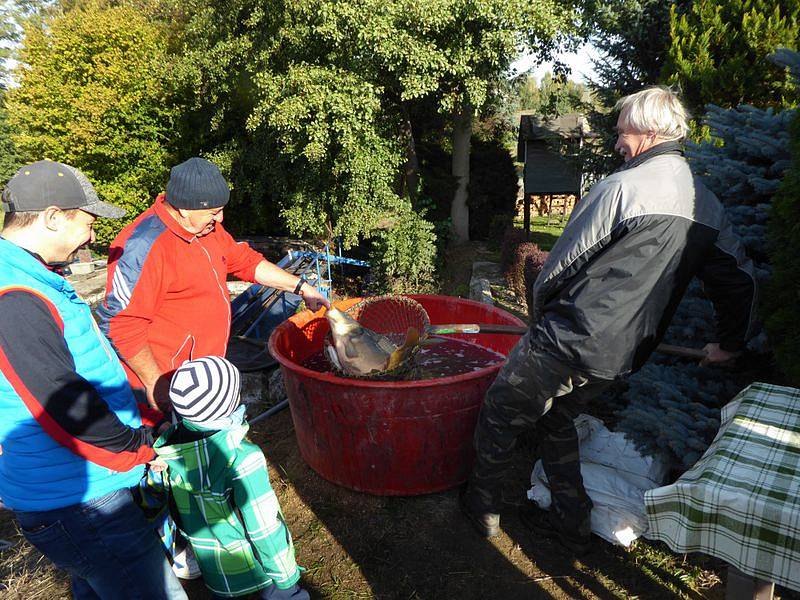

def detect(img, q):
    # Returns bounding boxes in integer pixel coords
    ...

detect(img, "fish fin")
[385,327,421,372]
[404,327,420,347]
[386,348,405,372]
[325,344,341,370]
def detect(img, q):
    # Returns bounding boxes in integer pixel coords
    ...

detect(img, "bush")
[368,207,438,294]
[505,242,548,317]
[500,226,528,273]
[765,110,800,386]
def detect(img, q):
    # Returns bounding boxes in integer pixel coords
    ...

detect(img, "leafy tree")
[6,0,178,244]
[467,136,519,240]
[250,64,406,248]
[581,0,677,102]
[518,72,592,117]
[766,113,800,384]
[166,0,570,290]
[0,94,21,185]
[0,0,56,84]
[664,0,800,115]
[575,0,678,179]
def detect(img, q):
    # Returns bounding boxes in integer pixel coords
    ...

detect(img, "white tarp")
[527,414,669,547]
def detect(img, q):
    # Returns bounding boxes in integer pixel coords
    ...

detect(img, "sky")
[511,43,601,84]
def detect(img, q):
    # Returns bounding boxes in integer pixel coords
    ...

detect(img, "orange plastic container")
[268,295,524,495]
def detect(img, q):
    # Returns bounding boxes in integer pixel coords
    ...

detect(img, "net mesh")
[347,295,429,334]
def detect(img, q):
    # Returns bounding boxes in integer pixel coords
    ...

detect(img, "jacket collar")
[0,236,70,292]
[153,193,196,243]
[616,140,684,173]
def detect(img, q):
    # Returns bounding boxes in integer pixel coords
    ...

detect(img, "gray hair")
[615,86,690,141]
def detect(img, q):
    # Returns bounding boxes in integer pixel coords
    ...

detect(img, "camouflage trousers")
[468,332,612,536]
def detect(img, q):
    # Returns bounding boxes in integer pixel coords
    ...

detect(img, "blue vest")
[0,238,144,511]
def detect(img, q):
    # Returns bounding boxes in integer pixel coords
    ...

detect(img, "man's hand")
[301,283,330,311]
[700,342,741,366]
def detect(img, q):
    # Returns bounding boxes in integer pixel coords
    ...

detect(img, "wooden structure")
[517,112,589,235]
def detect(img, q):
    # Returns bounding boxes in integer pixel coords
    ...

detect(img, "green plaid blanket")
[154,417,301,597]
[644,382,800,591]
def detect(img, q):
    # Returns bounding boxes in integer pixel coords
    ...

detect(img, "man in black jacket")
[460,86,757,554]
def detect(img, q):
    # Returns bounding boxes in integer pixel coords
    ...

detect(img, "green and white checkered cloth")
[645,382,800,591]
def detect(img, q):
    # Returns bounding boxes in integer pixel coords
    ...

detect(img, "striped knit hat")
[169,356,241,423]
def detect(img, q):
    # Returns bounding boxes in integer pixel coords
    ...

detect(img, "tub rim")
[267,294,524,389]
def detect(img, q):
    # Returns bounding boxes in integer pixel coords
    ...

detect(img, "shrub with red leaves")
[500,226,528,273]
[505,242,549,318]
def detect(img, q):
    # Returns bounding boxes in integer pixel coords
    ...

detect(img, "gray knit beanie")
[165,157,230,210]
[169,356,241,423]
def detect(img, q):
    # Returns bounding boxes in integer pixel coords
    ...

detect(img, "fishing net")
[346,295,429,335]
[323,295,430,379]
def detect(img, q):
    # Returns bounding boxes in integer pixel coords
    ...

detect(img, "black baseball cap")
[1,160,126,218]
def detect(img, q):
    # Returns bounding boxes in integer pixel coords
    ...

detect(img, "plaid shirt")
[645,383,800,592]
[154,417,301,597]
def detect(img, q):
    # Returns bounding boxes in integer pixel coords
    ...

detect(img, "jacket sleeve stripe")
[112,267,132,309]
[98,215,165,336]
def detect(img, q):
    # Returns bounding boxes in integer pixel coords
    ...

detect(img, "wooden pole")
[524,194,531,239]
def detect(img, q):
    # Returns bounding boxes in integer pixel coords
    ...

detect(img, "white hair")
[615,86,690,141]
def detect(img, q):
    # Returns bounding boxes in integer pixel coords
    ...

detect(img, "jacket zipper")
[196,239,231,347]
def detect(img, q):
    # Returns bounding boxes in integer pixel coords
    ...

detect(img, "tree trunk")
[401,104,419,200]
[450,104,473,244]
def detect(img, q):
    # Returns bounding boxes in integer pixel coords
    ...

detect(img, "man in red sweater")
[97,157,329,411]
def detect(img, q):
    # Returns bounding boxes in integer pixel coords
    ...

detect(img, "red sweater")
[97,195,264,386]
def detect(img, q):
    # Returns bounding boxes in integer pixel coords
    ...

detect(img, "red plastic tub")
[268,295,524,495]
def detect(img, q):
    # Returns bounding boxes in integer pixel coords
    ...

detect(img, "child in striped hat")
[154,356,308,600]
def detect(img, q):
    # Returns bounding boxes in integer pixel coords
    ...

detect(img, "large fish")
[324,307,420,377]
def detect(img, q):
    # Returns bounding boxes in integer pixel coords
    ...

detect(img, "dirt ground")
[5,359,795,600]
[0,406,751,599]
[1,239,798,599]
[2,382,799,599]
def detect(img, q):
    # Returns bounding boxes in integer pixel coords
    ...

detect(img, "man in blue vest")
[0,160,187,599]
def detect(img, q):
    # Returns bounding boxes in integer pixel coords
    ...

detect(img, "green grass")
[514,215,566,251]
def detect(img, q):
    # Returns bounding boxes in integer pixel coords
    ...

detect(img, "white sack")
[527,414,669,547]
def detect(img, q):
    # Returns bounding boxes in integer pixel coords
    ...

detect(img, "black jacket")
[531,143,757,379]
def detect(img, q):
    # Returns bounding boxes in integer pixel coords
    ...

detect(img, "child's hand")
[148,457,169,473]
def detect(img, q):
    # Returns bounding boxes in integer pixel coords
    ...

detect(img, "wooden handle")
[426,324,708,360]
[655,343,708,360]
